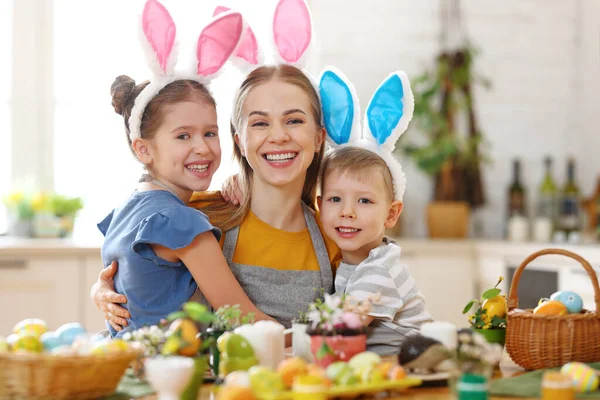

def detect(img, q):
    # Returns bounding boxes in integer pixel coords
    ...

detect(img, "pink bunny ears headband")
[318,67,415,201]
[128,0,245,140]
[130,0,316,141]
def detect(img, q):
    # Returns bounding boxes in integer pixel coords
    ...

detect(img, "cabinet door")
[0,256,81,334]
[403,256,475,329]
[83,254,109,334]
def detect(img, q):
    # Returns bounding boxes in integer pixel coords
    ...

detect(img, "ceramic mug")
[284,323,313,362]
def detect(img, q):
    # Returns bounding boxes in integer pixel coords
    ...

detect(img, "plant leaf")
[315,342,334,360]
[167,311,186,321]
[462,300,477,314]
[482,288,501,300]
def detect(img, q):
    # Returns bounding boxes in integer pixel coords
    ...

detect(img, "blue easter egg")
[41,331,63,351]
[550,291,584,314]
[56,323,86,346]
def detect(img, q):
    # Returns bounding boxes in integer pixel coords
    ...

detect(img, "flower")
[449,329,503,373]
[462,276,507,330]
[305,293,379,336]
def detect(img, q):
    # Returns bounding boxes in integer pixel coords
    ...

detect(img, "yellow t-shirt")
[189,191,342,274]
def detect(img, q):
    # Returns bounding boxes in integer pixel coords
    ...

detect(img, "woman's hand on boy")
[91,261,130,331]
[220,174,243,205]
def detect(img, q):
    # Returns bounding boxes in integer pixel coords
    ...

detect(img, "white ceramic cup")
[284,322,313,362]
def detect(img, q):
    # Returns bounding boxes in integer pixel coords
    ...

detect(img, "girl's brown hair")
[205,65,325,232]
[110,75,216,155]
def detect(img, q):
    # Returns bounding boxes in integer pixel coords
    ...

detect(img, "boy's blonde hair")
[319,147,395,201]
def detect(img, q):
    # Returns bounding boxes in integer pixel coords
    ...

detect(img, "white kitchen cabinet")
[0,256,81,334]
[397,241,476,329]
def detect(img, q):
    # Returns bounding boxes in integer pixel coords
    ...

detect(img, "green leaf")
[462,300,477,314]
[482,288,501,300]
[183,302,208,315]
[167,311,186,321]
[315,342,334,360]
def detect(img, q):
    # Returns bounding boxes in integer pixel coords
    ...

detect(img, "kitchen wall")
[309,0,600,238]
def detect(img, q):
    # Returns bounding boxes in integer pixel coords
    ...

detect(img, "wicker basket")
[0,349,140,399]
[505,248,600,370]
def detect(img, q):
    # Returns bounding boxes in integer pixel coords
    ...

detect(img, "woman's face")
[235,79,324,189]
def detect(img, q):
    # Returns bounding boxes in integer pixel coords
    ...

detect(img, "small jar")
[456,373,488,400]
[541,371,574,400]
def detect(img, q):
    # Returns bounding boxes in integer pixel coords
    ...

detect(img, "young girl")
[98,0,271,337]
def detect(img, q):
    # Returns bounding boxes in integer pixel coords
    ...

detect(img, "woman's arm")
[173,231,274,322]
[90,261,131,331]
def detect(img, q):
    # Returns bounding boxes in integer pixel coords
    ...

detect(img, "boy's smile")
[319,168,402,265]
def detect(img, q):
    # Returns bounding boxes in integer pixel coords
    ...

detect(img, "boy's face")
[319,168,402,265]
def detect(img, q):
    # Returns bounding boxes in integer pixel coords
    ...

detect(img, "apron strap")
[302,203,334,294]
[222,226,239,263]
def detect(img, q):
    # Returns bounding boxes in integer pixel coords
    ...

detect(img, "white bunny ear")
[272,0,313,68]
[139,0,178,76]
[363,71,414,152]
[318,66,362,147]
[213,6,262,72]
[195,10,244,79]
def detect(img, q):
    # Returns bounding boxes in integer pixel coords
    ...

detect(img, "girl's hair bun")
[110,75,137,116]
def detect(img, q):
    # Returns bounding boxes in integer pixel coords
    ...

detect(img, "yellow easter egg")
[90,341,111,356]
[13,318,48,338]
[108,339,129,353]
[13,333,43,353]
[561,362,599,392]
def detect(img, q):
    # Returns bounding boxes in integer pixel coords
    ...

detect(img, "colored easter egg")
[56,322,86,346]
[550,291,584,314]
[13,318,48,338]
[533,300,568,316]
[13,333,44,353]
[561,362,599,392]
[41,331,63,351]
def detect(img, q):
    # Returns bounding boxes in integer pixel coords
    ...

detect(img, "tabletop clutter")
[1,247,600,400]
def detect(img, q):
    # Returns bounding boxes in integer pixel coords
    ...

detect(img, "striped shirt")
[334,237,434,355]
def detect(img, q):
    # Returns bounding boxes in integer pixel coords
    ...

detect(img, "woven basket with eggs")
[505,248,600,370]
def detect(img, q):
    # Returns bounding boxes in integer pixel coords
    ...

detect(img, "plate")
[406,371,449,387]
[255,377,423,399]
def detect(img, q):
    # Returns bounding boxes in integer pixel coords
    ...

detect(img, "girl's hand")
[90,261,130,331]
[220,174,243,205]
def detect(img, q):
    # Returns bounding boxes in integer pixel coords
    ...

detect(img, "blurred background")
[0,0,599,333]
[0,0,599,243]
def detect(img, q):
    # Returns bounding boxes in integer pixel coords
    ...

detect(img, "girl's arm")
[168,231,274,322]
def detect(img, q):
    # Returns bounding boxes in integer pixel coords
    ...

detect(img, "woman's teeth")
[264,152,297,162]
[187,164,208,172]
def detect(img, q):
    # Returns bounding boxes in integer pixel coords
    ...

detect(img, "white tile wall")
[309,0,600,238]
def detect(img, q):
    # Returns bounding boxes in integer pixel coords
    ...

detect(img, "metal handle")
[0,259,27,269]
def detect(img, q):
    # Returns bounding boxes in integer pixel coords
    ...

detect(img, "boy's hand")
[221,174,243,205]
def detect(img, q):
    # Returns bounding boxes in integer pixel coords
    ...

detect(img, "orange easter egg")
[533,300,568,316]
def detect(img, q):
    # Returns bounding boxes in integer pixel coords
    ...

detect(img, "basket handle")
[507,248,600,311]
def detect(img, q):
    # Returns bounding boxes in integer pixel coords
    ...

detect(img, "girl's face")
[136,99,221,200]
[235,80,324,190]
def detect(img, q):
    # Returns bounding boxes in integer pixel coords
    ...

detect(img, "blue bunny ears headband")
[318,67,414,201]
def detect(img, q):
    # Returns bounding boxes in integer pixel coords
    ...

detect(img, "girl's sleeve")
[131,206,221,267]
[97,210,115,236]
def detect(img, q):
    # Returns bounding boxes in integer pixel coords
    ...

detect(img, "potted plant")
[397,46,491,238]
[462,276,507,345]
[49,194,84,237]
[306,293,375,368]
[2,190,34,237]
[204,305,255,377]
[122,301,217,400]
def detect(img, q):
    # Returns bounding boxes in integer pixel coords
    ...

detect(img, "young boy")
[318,146,434,355]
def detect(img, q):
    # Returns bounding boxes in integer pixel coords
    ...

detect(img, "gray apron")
[223,203,334,328]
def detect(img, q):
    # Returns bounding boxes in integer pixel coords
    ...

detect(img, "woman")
[92,65,342,332]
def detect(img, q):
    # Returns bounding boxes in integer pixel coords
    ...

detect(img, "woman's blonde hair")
[202,65,325,232]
